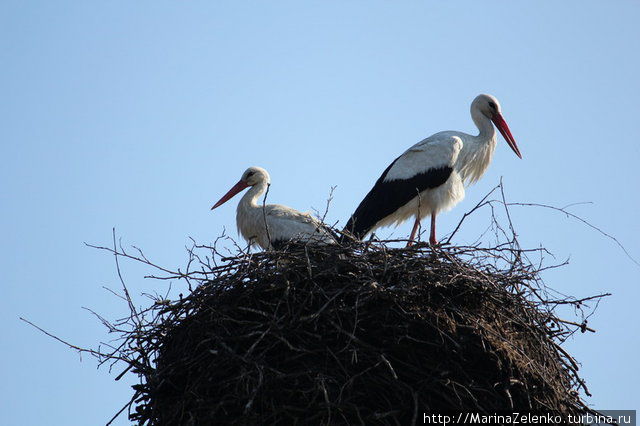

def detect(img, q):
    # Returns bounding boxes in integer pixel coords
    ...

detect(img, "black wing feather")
[344,159,453,239]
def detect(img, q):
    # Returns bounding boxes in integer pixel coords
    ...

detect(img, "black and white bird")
[211,166,335,250]
[344,94,522,246]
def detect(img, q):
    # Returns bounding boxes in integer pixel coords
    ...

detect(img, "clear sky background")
[1,1,639,425]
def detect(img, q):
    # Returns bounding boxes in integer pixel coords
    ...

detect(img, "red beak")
[211,180,249,210]
[491,113,522,159]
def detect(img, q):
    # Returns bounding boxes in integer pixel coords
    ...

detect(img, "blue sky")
[1,1,639,424]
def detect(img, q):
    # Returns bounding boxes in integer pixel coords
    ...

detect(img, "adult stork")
[211,166,335,250]
[344,94,522,246]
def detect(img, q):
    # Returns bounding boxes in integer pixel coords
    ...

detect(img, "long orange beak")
[492,113,522,159]
[211,180,249,210]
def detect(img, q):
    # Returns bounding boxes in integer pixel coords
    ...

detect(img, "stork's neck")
[238,182,269,211]
[457,109,498,185]
[235,181,270,247]
[471,108,496,143]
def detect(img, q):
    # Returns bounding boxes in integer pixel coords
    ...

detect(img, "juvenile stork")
[344,94,522,246]
[211,166,335,250]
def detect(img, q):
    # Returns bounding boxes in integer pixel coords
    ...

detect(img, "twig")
[262,183,272,249]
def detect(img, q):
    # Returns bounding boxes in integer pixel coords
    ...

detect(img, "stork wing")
[344,136,462,239]
[264,205,336,246]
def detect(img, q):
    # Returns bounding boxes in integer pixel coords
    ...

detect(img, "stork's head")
[472,94,522,159]
[472,94,502,118]
[211,166,270,210]
[240,166,270,186]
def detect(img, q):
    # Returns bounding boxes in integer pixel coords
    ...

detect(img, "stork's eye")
[488,102,497,110]
[247,171,255,177]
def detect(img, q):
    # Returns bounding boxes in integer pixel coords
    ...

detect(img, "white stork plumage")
[211,166,335,250]
[344,94,522,246]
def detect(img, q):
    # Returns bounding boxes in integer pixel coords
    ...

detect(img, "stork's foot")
[406,240,414,248]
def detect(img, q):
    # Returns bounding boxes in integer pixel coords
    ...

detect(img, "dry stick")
[262,183,272,249]
[84,242,178,278]
[20,317,114,360]
[552,341,591,396]
[319,185,337,223]
[317,186,341,243]
[415,189,423,245]
[105,392,139,426]
[506,201,640,267]
[449,180,637,275]
[498,179,521,250]
[445,183,502,245]
[114,363,134,381]
[547,293,612,306]
[110,230,147,369]
[555,318,596,334]
[497,181,526,290]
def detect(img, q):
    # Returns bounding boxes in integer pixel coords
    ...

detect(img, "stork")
[211,166,335,250]
[344,94,522,246]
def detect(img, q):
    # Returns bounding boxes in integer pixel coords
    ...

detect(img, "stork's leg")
[429,212,438,246]
[407,217,420,247]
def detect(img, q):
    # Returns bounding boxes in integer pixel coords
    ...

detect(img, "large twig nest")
[128,242,594,425]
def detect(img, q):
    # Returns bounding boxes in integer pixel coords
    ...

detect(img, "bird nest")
[83,233,604,426]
